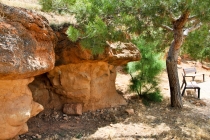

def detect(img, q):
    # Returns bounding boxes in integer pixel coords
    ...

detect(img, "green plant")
[182,25,210,62]
[126,37,165,104]
[39,0,75,13]
[39,0,210,108]
[39,0,52,12]
[141,90,163,106]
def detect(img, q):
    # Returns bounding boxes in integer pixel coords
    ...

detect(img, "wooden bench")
[181,76,200,99]
[183,67,205,82]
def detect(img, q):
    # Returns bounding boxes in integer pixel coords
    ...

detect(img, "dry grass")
[0,0,41,10]
[0,0,76,25]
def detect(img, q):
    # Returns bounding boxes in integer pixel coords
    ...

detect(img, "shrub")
[126,37,165,104]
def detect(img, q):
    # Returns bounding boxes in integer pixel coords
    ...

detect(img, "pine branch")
[187,15,197,22]
[161,25,173,32]
[167,9,176,22]
[183,22,202,36]
[129,73,141,96]
[174,9,190,29]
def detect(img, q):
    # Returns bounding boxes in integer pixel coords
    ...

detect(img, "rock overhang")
[0,3,56,80]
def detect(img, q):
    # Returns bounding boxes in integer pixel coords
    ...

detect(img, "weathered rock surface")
[0,78,43,140]
[54,26,140,66]
[47,62,127,112]
[0,3,55,139]
[0,3,56,79]
[29,26,140,112]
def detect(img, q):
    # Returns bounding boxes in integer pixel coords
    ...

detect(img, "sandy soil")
[15,60,210,140]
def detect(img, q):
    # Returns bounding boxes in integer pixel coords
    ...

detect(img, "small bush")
[126,37,165,105]
[141,90,163,106]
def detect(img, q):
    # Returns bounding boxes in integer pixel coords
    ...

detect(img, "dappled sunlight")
[180,123,210,139]
[88,122,170,139]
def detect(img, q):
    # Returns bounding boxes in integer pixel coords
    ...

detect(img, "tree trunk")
[166,10,190,108]
[166,41,183,107]
[166,28,184,108]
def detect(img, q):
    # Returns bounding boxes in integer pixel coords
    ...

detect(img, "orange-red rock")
[0,78,43,139]
[0,3,55,139]
[63,103,83,115]
[47,62,127,112]
[0,3,56,80]
[30,26,140,112]
[54,27,140,66]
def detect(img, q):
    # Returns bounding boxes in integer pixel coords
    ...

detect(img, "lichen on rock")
[0,3,56,80]
[0,3,56,139]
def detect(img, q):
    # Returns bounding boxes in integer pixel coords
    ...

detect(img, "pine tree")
[126,37,165,105]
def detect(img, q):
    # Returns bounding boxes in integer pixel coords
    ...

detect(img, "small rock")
[54,114,59,119]
[63,114,67,117]
[63,103,83,115]
[36,134,42,139]
[63,116,68,120]
[125,109,135,115]
[53,111,58,115]
[19,135,25,138]
[196,103,201,106]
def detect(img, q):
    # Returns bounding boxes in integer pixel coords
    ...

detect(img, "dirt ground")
[15,60,210,140]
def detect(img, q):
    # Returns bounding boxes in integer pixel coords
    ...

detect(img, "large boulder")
[47,62,127,112]
[0,3,56,79]
[0,3,56,139]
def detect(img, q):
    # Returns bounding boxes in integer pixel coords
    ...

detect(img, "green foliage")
[39,0,210,57]
[126,37,165,102]
[65,0,144,54]
[39,0,52,12]
[182,25,210,61]
[39,0,210,108]
[39,0,75,13]
[66,26,80,42]
[141,90,163,106]
[39,0,145,54]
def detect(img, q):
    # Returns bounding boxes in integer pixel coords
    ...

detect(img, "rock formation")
[47,62,127,112]
[0,2,140,139]
[0,78,43,140]
[30,26,141,112]
[0,3,56,79]
[54,25,140,66]
[0,3,56,139]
